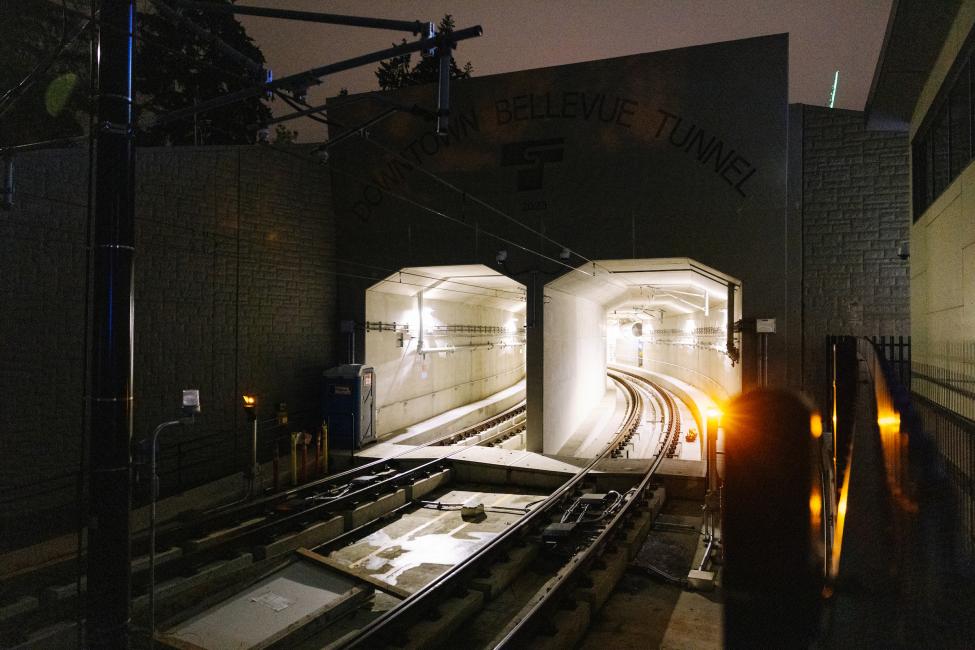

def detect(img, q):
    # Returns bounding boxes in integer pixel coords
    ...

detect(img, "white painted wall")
[609,311,741,401]
[910,3,975,419]
[365,291,526,436]
[543,288,607,452]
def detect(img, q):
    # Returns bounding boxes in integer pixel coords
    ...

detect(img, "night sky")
[240,0,893,142]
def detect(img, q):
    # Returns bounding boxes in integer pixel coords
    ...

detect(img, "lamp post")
[148,390,199,646]
[242,395,260,496]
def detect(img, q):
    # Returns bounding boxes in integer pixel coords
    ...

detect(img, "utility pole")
[87,0,136,646]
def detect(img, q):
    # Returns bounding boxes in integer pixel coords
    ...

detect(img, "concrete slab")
[328,486,543,596]
[344,488,407,529]
[470,543,539,598]
[8,620,78,650]
[580,498,722,650]
[254,516,345,561]
[532,600,592,650]
[159,558,371,650]
[134,552,253,608]
[131,545,183,574]
[403,588,485,649]
[407,468,452,501]
[378,380,525,445]
[183,516,266,553]
[575,545,630,610]
[0,595,38,622]
[41,578,84,604]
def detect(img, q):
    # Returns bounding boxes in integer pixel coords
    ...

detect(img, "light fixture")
[242,394,257,420]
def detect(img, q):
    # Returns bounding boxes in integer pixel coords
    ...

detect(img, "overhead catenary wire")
[355,132,597,272]
[329,110,632,290]
[34,7,609,285]
[327,163,591,276]
[255,135,590,277]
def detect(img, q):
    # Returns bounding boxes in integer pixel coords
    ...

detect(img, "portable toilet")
[323,364,376,449]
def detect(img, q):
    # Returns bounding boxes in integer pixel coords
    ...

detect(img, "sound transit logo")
[500,138,565,192]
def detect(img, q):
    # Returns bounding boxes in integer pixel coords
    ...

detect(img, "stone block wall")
[0,145,335,534]
[796,104,911,407]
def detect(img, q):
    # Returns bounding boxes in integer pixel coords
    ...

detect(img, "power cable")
[330,107,633,290]
[275,91,333,126]
[327,163,586,274]
[355,131,599,276]
[260,136,605,279]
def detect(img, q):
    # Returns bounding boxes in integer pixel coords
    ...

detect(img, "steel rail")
[343,372,646,648]
[137,412,531,600]
[144,402,525,544]
[491,371,679,647]
[2,398,527,644]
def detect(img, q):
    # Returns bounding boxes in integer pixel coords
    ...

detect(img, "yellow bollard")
[290,432,299,487]
[322,422,329,474]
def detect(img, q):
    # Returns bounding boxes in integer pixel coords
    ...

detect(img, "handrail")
[821,337,974,646]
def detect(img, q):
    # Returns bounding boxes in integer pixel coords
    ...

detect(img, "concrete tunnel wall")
[544,258,741,452]
[613,309,741,401]
[328,34,790,452]
[542,287,608,452]
[365,287,526,437]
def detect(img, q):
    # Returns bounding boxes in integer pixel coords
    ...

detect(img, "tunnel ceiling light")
[648,299,694,315]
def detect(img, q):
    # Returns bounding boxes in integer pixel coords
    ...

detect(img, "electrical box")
[756,318,777,334]
[323,364,376,450]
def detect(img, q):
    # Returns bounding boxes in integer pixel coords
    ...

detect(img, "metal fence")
[838,338,974,644]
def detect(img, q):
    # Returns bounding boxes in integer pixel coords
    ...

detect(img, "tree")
[0,0,93,146]
[272,123,298,144]
[375,14,473,91]
[0,0,272,147]
[136,1,272,145]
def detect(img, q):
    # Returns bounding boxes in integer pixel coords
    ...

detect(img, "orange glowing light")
[810,413,823,438]
[242,394,256,406]
[705,407,723,421]
[832,458,852,576]
[809,491,822,525]
[877,413,900,429]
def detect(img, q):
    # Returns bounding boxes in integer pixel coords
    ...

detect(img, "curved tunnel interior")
[544,258,742,457]
[364,265,527,445]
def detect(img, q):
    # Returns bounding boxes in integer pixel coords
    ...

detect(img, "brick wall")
[0,145,336,531]
[797,104,911,406]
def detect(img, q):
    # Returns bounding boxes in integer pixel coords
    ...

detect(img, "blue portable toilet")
[323,364,377,449]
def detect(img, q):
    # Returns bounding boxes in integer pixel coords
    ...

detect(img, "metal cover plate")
[159,560,370,649]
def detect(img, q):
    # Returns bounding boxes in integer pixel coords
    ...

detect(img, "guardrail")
[819,337,974,646]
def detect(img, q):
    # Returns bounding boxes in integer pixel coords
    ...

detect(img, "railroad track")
[3,371,686,648]
[340,370,681,649]
[0,402,527,648]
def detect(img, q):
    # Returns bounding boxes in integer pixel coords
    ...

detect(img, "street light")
[148,389,199,646]
[242,394,260,496]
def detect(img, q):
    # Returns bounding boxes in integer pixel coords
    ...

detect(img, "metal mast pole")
[87,0,136,646]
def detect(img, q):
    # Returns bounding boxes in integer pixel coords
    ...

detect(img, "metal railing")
[821,337,975,646]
